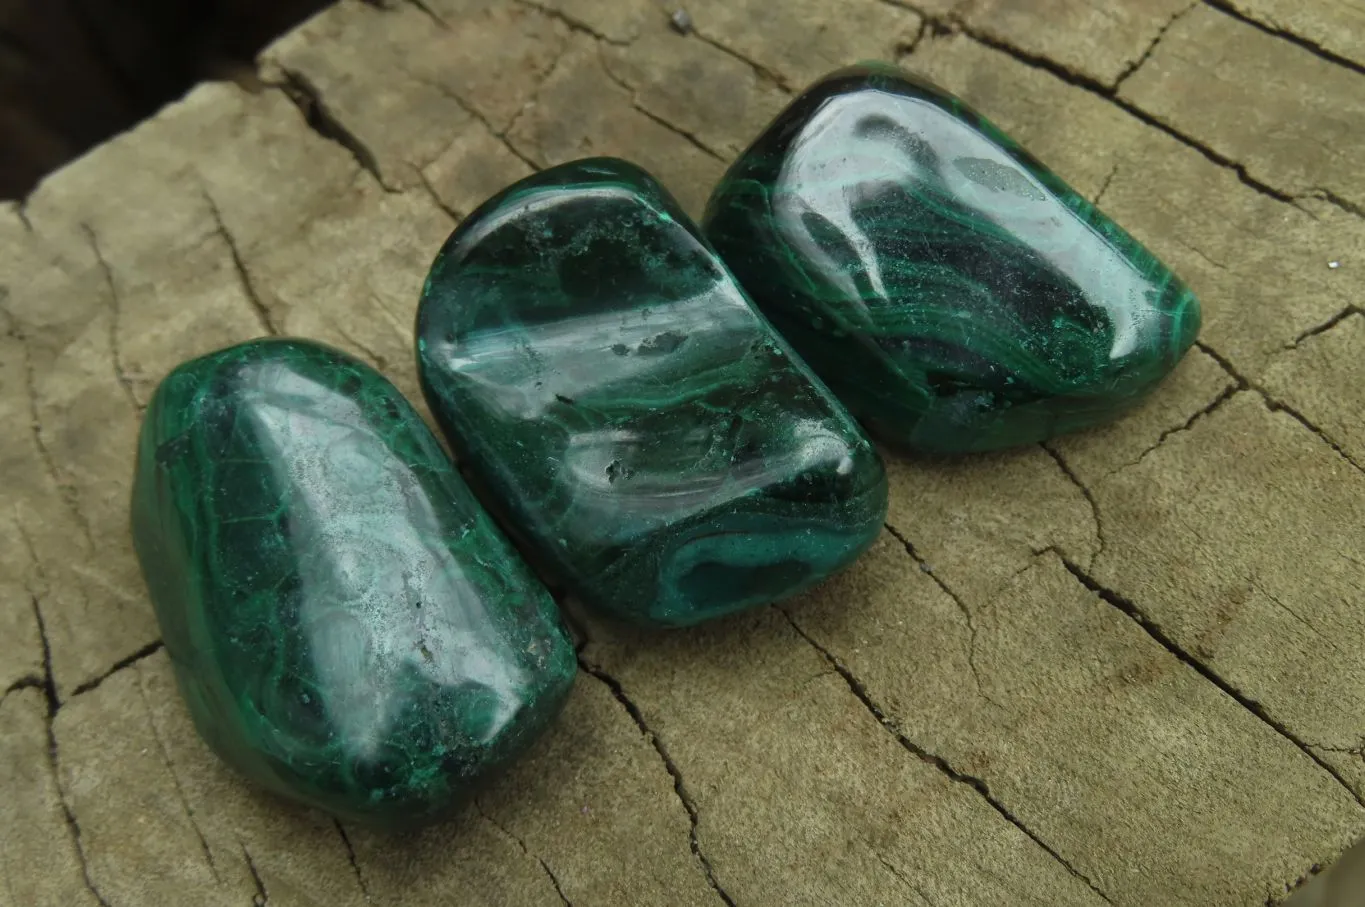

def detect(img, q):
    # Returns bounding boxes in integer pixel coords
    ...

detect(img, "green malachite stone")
[130,339,575,825]
[416,158,888,628]
[702,63,1202,454]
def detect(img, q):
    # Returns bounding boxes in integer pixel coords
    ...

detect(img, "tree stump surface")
[2,1,1364,905]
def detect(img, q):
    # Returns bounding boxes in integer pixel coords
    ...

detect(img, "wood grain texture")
[3,1,1365,904]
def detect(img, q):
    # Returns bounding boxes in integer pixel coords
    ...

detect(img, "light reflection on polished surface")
[418,158,888,627]
[245,363,529,754]
[704,64,1201,453]
[131,339,575,825]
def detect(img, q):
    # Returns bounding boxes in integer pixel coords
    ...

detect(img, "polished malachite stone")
[416,158,888,627]
[130,338,575,825]
[702,63,1202,454]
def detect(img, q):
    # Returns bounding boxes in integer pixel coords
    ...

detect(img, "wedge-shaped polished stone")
[703,63,1202,453]
[417,159,888,627]
[131,339,575,825]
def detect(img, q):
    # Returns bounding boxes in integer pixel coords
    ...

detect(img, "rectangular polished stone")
[416,159,889,627]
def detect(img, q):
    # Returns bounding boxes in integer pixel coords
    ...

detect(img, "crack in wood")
[203,191,279,337]
[1193,340,1249,385]
[1113,2,1198,89]
[27,594,57,717]
[1060,556,1365,809]
[539,858,574,907]
[400,73,544,172]
[512,0,633,46]
[333,325,391,371]
[1,675,45,705]
[1091,163,1119,206]
[874,853,943,907]
[777,606,1115,905]
[1117,383,1241,475]
[46,730,112,907]
[473,800,574,907]
[333,821,371,900]
[1040,443,1105,565]
[415,170,464,222]
[362,291,412,349]
[881,523,1003,708]
[595,44,729,163]
[2,505,46,699]
[1199,0,1365,80]
[14,199,33,232]
[1300,187,1365,221]
[981,32,1300,205]
[68,641,165,698]
[1253,581,1341,652]
[242,842,269,906]
[273,67,395,192]
[133,664,222,885]
[503,42,576,155]
[592,42,731,161]
[3,5,1359,902]
[81,223,143,413]
[2,313,97,556]
[1258,390,1365,478]
[576,658,738,907]
[1170,234,1231,271]
[403,0,450,30]
[687,31,793,92]
[897,15,951,60]
[1195,341,1365,477]
[1291,306,1362,347]
[633,100,726,162]
[883,0,1321,214]
[32,589,112,907]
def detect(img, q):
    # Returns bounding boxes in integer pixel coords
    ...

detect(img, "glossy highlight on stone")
[703,63,1202,453]
[416,158,888,627]
[130,338,575,825]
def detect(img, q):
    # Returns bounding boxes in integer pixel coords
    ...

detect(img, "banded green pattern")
[417,158,888,627]
[703,63,1201,453]
[131,339,575,825]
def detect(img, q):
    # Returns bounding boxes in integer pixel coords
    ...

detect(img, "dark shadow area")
[0,0,330,199]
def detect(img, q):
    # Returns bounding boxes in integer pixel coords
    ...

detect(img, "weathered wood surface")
[2,1,1364,904]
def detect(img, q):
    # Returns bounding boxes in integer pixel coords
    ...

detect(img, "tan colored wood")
[3,1,1364,904]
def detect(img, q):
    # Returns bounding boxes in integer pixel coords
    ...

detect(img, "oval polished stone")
[130,339,576,825]
[416,158,888,627]
[702,63,1202,454]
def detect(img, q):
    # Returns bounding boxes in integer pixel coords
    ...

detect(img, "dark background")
[0,0,327,199]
